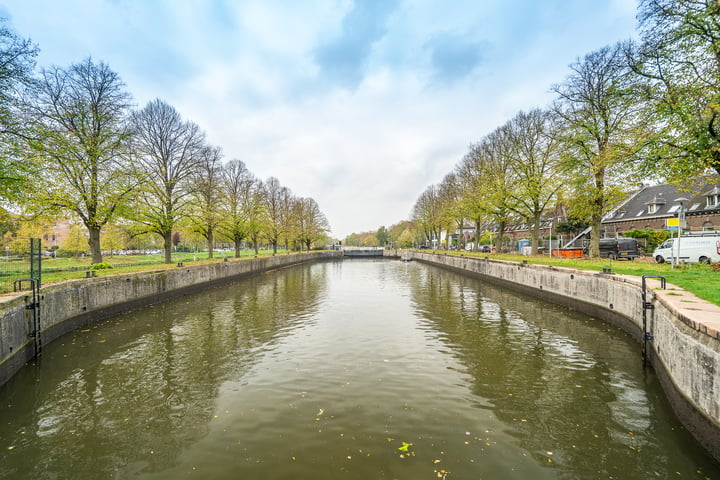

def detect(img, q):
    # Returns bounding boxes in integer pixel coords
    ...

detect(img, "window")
[647,204,659,214]
[667,205,680,213]
[707,195,720,207]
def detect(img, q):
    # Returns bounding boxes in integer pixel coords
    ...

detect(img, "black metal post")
[641,275,665,366]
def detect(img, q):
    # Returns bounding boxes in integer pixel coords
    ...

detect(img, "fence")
[0,238,41,294]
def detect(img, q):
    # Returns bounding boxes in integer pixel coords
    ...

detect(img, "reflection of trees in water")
[402,263,700,479]
[0,262,329,479]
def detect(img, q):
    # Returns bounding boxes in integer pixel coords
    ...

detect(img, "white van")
[653,234,720,264]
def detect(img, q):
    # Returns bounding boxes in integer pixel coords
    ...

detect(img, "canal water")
[0,259,718,479]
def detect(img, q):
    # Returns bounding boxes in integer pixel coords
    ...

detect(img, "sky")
[1,0,639,239]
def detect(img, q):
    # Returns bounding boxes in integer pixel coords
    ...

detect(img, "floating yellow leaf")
[398,442,412,452]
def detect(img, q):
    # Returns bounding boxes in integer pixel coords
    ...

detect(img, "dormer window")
[646,195,666,214]
[705,186,720,208]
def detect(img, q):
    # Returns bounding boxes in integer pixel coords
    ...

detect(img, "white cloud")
[3,0,639,238]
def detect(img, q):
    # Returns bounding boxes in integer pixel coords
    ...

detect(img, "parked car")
[594,238,641,260]
[478,245,492,253]
[653,234,720,264]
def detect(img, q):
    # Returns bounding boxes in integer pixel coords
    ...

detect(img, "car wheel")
[699,256,711,265]
[655,255,665,264]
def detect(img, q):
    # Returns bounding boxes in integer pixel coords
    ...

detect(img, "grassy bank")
[0,249,280,295]
[419,249,720,306]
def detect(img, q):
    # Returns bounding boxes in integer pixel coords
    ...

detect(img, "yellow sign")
[666,218,679,227]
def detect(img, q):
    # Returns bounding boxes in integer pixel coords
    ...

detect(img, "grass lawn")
[424,249,720,307]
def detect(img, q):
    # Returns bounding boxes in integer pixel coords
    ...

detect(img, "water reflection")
[404,264,715,478]
[0,260,718,480]
[0,264,328,479]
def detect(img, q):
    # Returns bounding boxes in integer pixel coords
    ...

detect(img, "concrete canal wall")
[387,249,720,461]
[0,251,339,387]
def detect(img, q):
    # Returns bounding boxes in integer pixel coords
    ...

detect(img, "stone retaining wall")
[387,250,720,461]
[0,251,339,387]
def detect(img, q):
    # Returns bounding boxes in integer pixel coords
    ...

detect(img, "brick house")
[601,177,720,236]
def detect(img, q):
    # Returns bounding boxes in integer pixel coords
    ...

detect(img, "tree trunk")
[496,221,506,253]
[234,239,241,258]
[272,241,277,254]
[474,216,483,251]
[207,230,214,259]
[87,226,102,264]
[531,211,541,255]
[589,213,602,258]
[164,232,173,264]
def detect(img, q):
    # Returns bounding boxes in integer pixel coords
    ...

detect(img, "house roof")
[603,176,720,224]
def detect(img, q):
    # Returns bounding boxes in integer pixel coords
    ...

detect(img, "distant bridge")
[342,247,385,257]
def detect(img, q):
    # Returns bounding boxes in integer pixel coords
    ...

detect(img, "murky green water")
[0,259,718,479]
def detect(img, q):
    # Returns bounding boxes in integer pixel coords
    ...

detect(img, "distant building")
[448,176,720,248]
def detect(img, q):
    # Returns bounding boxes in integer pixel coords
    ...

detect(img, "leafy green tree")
[504,108,563,254]
[100,224,129,256]
[456,131,515,253]
[295,197,329,250]
[633,0,720,178]
[27,58,136,264]
[278,186,297,251]
[0,20,38,200]
[552,43,647,257]
[219,159,255,257]
[376,225,389,246]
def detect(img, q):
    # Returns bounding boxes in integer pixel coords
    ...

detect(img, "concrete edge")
[0,252,340,387]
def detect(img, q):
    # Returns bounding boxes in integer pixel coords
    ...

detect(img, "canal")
[0,259,718,479]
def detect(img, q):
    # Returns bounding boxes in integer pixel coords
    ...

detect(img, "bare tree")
[188,145,223,258]
[130,99,206,263]
[28,58,135,263]
[262,177,284,254]
[411,184,444,247]
[437,172,466,249]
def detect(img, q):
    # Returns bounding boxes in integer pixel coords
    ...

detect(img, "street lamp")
[672,196,689,269]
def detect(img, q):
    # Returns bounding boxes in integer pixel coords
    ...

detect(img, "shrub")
[90,262,113,270]
[623,228,671,253]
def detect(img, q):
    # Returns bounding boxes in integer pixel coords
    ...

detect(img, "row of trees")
[411,1,720,256]
[0,23,329,263]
